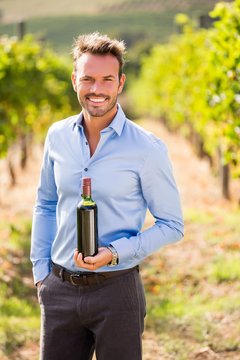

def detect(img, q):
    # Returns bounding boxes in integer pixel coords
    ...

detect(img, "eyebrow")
[80,75,116,80]
[103,75,115,79]
[80,75,93,80]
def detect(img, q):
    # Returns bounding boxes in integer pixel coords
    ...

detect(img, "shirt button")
[85,141,88,145]
[84,168,88,171]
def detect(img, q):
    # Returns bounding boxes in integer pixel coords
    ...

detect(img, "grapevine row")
[0,35,77,184]
[129,0,240,199]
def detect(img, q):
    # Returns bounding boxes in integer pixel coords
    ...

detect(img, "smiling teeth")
[89,98,106,103]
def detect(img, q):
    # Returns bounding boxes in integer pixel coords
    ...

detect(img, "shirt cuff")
[32,259,51,285]
[110,237,136,264]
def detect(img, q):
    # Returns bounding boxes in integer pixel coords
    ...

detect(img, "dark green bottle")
[77,178,98,259]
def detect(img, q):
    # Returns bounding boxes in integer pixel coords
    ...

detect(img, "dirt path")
[0,119,239,360]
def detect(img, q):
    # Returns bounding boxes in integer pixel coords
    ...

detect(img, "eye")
[81,77,92,82]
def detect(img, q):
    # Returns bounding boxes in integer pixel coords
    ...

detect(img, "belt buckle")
[70,273,82,286]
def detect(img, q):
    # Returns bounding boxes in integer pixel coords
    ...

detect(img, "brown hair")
[72,32,126,78]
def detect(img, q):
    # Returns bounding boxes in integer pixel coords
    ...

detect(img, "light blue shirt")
[31,105,184,284]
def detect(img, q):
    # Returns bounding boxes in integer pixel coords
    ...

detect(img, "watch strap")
[107,245,119,266]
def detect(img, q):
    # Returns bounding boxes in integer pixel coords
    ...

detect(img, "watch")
[107,245,119,266]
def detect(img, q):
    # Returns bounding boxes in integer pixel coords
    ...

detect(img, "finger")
[77,252,84,263]
[73,250,79,262]
[81,263,97,270]
[83,256,95,264]
[73,251,84,266]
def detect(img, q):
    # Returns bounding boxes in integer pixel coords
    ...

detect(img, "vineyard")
[1,1,239,194]
[0,0,230,19]
[0,1,232,55]
[0,35,78,184]
[129,0,240,199]
[0,0,240,359]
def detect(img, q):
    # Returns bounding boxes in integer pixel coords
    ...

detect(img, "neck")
[82,105,118,136]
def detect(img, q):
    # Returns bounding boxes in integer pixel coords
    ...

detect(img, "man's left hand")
[73,247,112,271]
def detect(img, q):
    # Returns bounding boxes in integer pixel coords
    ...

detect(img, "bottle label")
[77,207,98,257]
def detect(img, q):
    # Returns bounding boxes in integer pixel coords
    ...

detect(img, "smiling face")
[72,52,126,121]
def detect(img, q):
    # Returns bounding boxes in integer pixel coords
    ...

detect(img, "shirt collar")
[107,104,126,136]
[73,104,126,137]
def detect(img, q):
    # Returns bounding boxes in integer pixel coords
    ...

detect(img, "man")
[31,32,184,360]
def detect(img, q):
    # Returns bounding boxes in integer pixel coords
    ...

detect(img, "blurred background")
[0,1,239,359]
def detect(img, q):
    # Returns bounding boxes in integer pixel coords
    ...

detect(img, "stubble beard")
[79,94,118,118]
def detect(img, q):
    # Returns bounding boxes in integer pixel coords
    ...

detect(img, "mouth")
[86,96,108,104]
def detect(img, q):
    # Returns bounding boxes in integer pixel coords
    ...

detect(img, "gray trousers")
[38,267,146,360]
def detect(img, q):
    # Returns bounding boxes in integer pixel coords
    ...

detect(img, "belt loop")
[59,268,64,282]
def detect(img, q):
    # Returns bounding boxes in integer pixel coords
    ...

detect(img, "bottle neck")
[82,194,95,206]
[82,193,92,201]
[81,179,95,205]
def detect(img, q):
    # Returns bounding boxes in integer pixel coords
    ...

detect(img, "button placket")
[89,131,111,162]
[82,130,113,175]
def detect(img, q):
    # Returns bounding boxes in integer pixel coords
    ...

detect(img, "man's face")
[72,53,126,119]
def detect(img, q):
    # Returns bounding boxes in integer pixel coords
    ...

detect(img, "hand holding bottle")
[73,247,113,270]
[77,178,98,259]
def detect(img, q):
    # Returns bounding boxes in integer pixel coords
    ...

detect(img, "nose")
[90,80,102,94]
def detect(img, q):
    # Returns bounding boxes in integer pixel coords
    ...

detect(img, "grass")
[142,206,240,358]
[0,205,240,358]
[209,255,240,283]
[0,219,40,358]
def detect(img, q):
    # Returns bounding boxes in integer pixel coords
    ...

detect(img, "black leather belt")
[52,262,138,286]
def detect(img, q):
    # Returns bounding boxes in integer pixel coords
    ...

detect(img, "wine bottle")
[77,177,98,259]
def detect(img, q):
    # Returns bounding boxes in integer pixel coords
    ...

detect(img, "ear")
[71,71,77,92]
[118,73,126,95]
